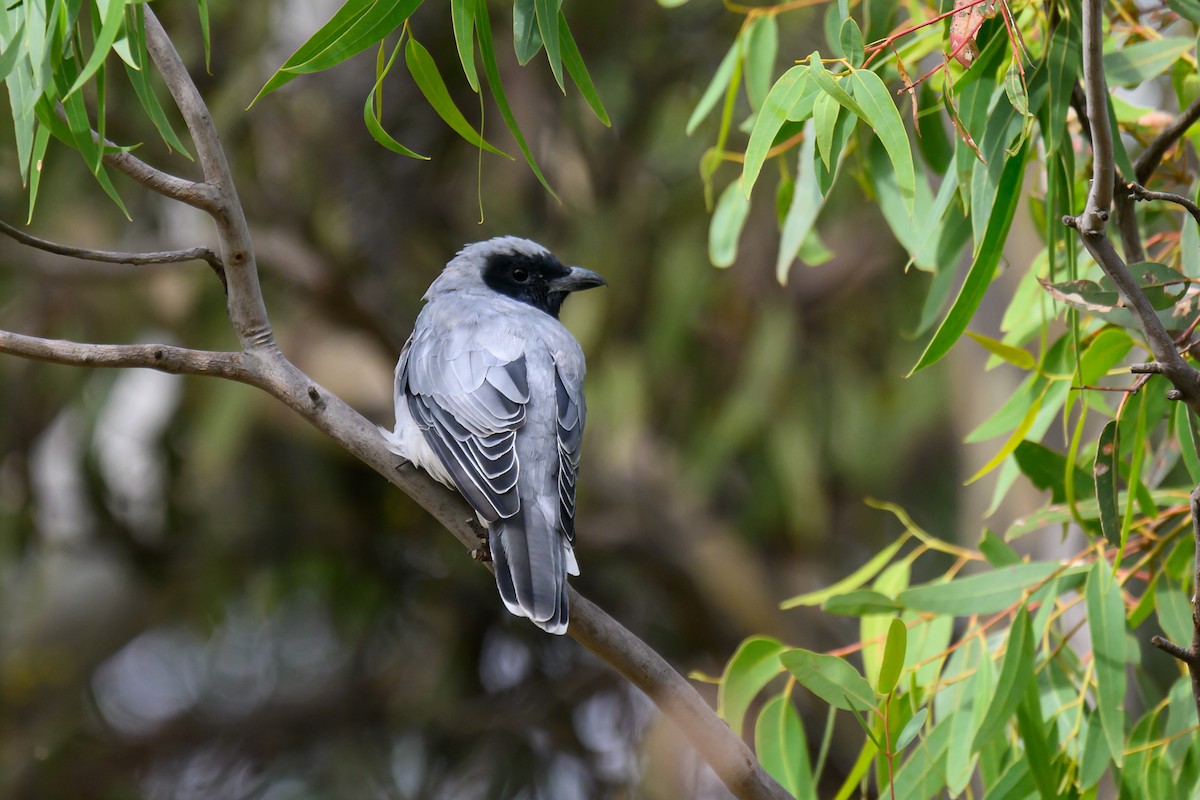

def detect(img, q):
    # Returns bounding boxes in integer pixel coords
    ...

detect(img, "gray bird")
[383,237,606,634]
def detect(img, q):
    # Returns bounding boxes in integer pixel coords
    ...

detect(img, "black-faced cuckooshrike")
[384,237,605,634]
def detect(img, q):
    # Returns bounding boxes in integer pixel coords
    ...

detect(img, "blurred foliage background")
[0,1,1025,797]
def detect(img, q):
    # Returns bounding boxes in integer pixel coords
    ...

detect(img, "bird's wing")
[401,334,529,523]
[554,367,584,545]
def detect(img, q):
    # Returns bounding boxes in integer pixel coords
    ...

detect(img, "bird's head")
[433,236,606,318]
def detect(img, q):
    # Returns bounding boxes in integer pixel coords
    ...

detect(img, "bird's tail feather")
[491,505,569,635]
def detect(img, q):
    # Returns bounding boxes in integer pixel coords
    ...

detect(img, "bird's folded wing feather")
[402,338,530,523]
[554,368,584,544]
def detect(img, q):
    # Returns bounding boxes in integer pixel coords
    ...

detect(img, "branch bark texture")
[0,11,792,800]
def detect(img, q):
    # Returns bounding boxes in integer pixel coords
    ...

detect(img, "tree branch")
[101,148,218,212]
[1136,94,1200,185]
[1071,81,1145,261]
[0,219,224,286]
[1076,0,1113,237]
[0,331,250,380]
[143,7,273,351]
[1126,182,1200,230]
[1150,485,1200,723]
[1067,224,1200,414]
[0,14,790,799]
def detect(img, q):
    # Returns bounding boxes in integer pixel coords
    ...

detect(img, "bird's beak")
[550,266,607,293]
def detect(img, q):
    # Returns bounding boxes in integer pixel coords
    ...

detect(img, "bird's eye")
[512,267,530,283]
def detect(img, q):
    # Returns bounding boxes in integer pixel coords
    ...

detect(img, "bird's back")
[393,287,585,633]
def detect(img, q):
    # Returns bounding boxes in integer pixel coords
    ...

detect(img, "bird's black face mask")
[483,251,605,318]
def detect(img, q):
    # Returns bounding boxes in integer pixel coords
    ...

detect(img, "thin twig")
[1136,94,1200,185]
[1127,182,1200,230]
[101,148,218,212]
[1150,485,1200,723]
[0,219,224,287]
[0,330,249,379]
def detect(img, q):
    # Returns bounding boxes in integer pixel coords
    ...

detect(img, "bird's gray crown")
[430,236,604,319]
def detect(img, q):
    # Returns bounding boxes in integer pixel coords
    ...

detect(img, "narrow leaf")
[839,18,864,69]
[475,0,556,198]
[1087,559,1127,767]
[744,14,778,110]
[776,120,822,283]
[687,41,738,135]
[362,39,429,159]
[742,65,809,197]
[67,0,126,98]
[709,180,750,267]
[534,0,563,90]
[25,123,50,223]
[808,52,865,118]
[559,12,608,126]
[850,68,914,213]
[1177,402,1200,484]
[292,0,423,74]
[964,394,1041,484]
[894,706,927,751]
[909,144,1026,374]
[965,330,1036,370]
[1157,581,1193,646]
[876,617,907,694]
[1103,37,1194,87]
[513,0,542,65]
[404,36,510,157]
[822,589,901,616]
[197,0,211,72]
[1094,419,1120,546]
[899,562,1080,615]
[813,90,840,170]
[971,605,1034,750]
[450,0,479,92]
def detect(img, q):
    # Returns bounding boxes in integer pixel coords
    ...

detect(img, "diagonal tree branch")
[1136,94,1200,186]
[0,12,793,800]
[101,147,218,211]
